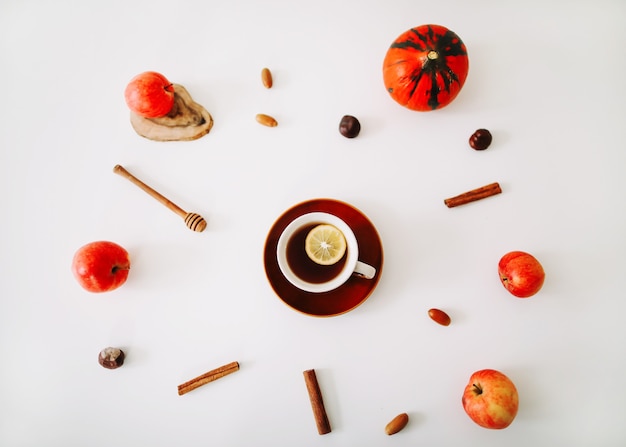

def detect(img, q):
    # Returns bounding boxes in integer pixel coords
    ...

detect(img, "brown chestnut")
[339,115,361,138]
[469,129,492,150]
[98,347,125,369]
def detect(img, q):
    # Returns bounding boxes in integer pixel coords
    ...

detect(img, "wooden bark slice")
[129,84,213,141]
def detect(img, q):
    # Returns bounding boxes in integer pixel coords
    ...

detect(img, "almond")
[256,113,278,127]
[261,67,273,88]
[428,308,451,326]
[385,412,409,435]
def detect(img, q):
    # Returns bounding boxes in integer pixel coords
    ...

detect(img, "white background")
[1,0,625,446]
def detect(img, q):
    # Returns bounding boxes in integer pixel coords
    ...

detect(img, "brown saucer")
[264,199,383,317]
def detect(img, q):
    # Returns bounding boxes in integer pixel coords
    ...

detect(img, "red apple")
[498,250,545,298]
[462,369,519,429]
[124,71,175,118]
[72,241,130,293]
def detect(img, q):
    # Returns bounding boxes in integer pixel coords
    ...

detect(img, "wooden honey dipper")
[113,164,207,232]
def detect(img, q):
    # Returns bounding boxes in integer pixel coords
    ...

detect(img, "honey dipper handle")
[113,164,187,218]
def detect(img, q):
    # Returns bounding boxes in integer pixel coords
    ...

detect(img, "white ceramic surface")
[1,1,625,446]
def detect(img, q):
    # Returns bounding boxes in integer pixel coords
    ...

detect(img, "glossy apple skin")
[72,241,130,293]
[498,251,545,298]
[462,369,519,429]
[124,71,175,118]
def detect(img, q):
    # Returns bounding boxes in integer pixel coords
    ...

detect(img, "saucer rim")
[263,198,384,317]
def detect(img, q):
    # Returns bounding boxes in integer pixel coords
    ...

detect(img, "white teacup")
[276,212,376,293]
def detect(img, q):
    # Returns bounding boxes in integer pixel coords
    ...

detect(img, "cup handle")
[353,261,376,280]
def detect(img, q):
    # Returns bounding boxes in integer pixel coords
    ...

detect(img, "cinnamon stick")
[178,361,239,396]
[303,369,332,435]
[444,182,502,208]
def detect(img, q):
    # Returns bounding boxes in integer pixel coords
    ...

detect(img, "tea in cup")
[276,212,376,293]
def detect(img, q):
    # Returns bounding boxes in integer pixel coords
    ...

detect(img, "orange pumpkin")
[383,24,469,111]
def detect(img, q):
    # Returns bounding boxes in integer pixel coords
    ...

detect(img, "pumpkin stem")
[427,50,439,60]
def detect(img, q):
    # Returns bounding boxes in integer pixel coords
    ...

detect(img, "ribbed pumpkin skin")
[383,24,469,111]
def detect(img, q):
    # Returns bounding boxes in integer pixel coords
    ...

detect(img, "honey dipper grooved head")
[185,213,207,232]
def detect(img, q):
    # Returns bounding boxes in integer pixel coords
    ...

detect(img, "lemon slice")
[305,224,347,265]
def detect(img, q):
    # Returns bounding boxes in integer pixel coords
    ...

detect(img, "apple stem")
[472,384,483,395]
[111,266,130,274]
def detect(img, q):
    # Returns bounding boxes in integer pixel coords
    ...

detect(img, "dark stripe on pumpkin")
[435,30,467,57]
[424,24,435,46]
[409,70,427,106]
[389,29,467,57]
[428,71,440,110]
